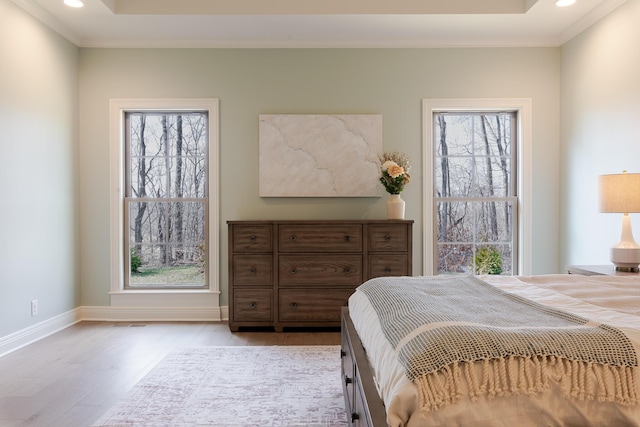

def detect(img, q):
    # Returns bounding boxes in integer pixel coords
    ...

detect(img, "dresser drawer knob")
[343,267,351,273]
[290,267,297,274]
[385,267,392,273]
[290,235,297,241]
[250,302,257,310]
[290,302,298,309]
[385,234,392,241]
[344,235,351,242]
[250,267,257,274]
[249,235,257,241]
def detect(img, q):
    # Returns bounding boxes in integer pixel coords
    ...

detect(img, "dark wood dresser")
[227,220,413,331]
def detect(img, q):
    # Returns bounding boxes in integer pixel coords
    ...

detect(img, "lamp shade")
[599,173,640,213]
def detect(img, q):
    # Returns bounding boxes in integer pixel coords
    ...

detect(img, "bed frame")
[341,306,388,427]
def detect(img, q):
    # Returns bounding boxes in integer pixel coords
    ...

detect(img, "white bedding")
[348,274,640,427]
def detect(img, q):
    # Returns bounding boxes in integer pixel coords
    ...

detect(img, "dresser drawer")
[232,255,273,286]
[279,288,354,322]
[279,224,362,253]
[368,223,409,252]
[279,255,362,286]
[232,225,273,252]
[233,289,273,322]
[368,254,409,278]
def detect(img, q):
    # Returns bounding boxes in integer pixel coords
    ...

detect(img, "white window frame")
[109,99,220,318]
[423,99,532,276]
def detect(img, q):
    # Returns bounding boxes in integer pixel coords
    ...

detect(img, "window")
[434,111,517,275]
[423,99,532,276]
[109,99,219,300]
[125,112,208,289]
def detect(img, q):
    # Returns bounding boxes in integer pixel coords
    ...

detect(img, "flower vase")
[386,194,405,220]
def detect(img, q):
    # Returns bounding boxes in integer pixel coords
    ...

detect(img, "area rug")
[92,345,349,427]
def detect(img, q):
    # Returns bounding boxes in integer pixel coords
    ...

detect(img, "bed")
[340,274,640,427]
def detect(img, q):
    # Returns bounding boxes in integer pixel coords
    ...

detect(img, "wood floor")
[0,321,341,427]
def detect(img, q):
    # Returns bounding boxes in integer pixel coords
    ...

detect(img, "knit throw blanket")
[358,275,639,413]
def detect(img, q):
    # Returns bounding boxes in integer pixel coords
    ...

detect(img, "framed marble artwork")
[259,114,383,197]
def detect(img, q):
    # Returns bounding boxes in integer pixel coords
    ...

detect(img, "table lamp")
[599,171,640,272]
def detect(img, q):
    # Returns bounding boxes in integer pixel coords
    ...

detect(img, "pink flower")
[387,164,405,178]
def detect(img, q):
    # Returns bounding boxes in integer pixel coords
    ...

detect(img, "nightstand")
[565,265,640,276]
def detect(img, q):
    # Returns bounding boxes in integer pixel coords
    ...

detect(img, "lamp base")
[610,247,640,272]
[615,266,640,273]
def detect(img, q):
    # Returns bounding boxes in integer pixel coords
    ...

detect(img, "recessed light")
[556,0,576,6]
[64,0,84,7]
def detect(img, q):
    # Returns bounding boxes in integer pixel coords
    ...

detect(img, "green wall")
[79,47,561,307]
[0,0,79,337]
[5,0,638,339]
[561,0,640,268]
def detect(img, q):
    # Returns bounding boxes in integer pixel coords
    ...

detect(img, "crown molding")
[558,0,627,44]
[11,0,82,45]
[105,0,537,15]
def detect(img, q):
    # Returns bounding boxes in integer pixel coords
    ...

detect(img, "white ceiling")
[15,0,626,48]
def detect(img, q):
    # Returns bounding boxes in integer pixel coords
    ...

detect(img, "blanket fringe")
[415,356,639,413]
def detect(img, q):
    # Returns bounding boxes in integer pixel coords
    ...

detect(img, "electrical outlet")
[31,300,38,317]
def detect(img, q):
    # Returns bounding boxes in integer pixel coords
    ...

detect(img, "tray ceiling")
[15,0,627,48]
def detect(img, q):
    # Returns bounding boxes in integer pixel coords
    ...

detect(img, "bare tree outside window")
[434,112,517,275]
[125,112,208,289]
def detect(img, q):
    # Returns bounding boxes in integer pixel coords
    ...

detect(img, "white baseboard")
[0,308,83,358]
[80,305,225,322]
[0,305,230,358]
